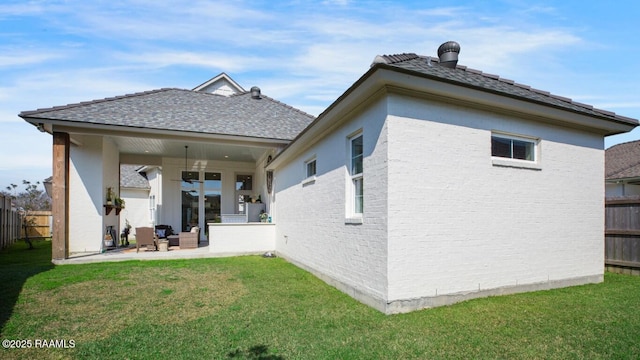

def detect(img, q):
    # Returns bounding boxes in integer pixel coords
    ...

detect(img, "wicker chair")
[179,231,198,249]
[135,227,157,252]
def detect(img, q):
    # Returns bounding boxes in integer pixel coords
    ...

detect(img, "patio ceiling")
[113,135,273,163]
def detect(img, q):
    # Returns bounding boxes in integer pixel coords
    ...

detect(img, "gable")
[192,72,245,96]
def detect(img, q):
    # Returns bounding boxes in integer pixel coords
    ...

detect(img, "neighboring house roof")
[19,88,315,141]
[192,72,245,96]
[373,53,637,127]
[120,164,151,189]
[606,140,640,180]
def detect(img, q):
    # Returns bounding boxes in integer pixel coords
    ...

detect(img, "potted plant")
[106,187,114,205]
[121,219,132,246]
[115,196,125,209]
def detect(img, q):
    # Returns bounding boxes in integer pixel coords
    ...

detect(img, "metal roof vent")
[437,41,460,68]
[250,86,261,99]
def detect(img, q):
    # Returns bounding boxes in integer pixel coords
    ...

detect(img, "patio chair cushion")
[154,225,173,239]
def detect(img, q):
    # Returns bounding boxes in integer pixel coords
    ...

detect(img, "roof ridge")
[606,140,640,178]
[232,91,316,119]
[608,160,640,178]
[374,51,625,120]
[373,53,420,65]
[609,139,640,149]
[449,64,624,119]
[19,88,180,117]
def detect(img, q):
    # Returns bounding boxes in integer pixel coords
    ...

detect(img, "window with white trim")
[491,133,536,161]
[305,158,316,179]
[349,133,363,215]
[149,195,156,224]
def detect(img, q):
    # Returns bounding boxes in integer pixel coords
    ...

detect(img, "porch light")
[43,177,53,198]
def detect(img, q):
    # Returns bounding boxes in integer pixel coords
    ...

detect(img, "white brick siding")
[274,99,390,304]
[273,90,606,313]
[385,93,604,307]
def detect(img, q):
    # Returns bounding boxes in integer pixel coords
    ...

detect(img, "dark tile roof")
[120,164,150,189]
[373,54,637,126]
[606,140,640,180]
[20,88,315,141]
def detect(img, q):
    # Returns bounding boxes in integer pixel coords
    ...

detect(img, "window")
[203,172,221,228]
[349,133,363,215]
[149,195,156,225]
[306,159,316,178]
[491,134,536,161]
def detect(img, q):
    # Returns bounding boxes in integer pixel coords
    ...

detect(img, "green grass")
[1,241,640,359]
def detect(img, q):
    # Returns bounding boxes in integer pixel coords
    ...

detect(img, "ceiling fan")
[173,145,202,184]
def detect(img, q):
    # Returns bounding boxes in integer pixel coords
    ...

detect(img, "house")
[118,164,153,233]
[21,43,638,313]
[21,77,315,254]
[605,140,640,197]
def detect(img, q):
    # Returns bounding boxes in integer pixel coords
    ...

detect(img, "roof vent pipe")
[250,86,261,99]
[437,41,460,68]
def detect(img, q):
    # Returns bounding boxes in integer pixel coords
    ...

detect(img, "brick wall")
[273,90,605,313]
[385,93,604,305]
[274,99,390,305]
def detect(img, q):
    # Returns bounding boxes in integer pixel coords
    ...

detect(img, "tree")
[2,180,51,211]
[1,180,51,249]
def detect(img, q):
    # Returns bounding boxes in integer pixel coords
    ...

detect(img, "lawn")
[1,240,640,359]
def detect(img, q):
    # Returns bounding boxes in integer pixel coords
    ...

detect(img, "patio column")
[52,132,70,260]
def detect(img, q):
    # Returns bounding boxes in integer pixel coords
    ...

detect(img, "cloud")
[0,50,65,68]
[115,50,266,73]
[0,2,46,17]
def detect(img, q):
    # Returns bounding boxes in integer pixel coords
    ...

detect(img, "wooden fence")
[23,210,52,238]
[0,194,21,250]
[605,197,640,274]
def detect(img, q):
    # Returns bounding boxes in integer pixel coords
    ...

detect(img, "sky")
[1,0,639,190]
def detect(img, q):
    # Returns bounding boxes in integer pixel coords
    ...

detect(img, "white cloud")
[0,51,65,68]
[0,2,46,17]
[115,50,265,72]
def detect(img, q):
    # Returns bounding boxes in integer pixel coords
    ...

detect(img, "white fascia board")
[192,72,245,93]
[382,70,637,136]
[41,121,290,148]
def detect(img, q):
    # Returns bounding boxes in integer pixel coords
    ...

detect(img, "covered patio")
[20,85,314,261]
[54,240,215,265]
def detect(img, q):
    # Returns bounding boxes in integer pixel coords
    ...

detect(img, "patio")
[54,241,218,265]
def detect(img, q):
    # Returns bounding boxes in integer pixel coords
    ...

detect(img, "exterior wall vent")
[437,41,460,68]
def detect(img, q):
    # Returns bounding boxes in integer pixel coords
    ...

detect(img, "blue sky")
[1,0,639,189]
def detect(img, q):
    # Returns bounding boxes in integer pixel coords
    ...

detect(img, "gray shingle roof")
[606,140,640,180]
[120,164,150,189]
[20,88,315,141]
[374,53,637,126]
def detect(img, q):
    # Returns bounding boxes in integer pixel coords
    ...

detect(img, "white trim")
[347,131,364,218]
[303,156,317,184]
[491,131,541,169]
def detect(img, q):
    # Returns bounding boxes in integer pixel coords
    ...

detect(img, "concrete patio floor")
[53,241,219,265]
